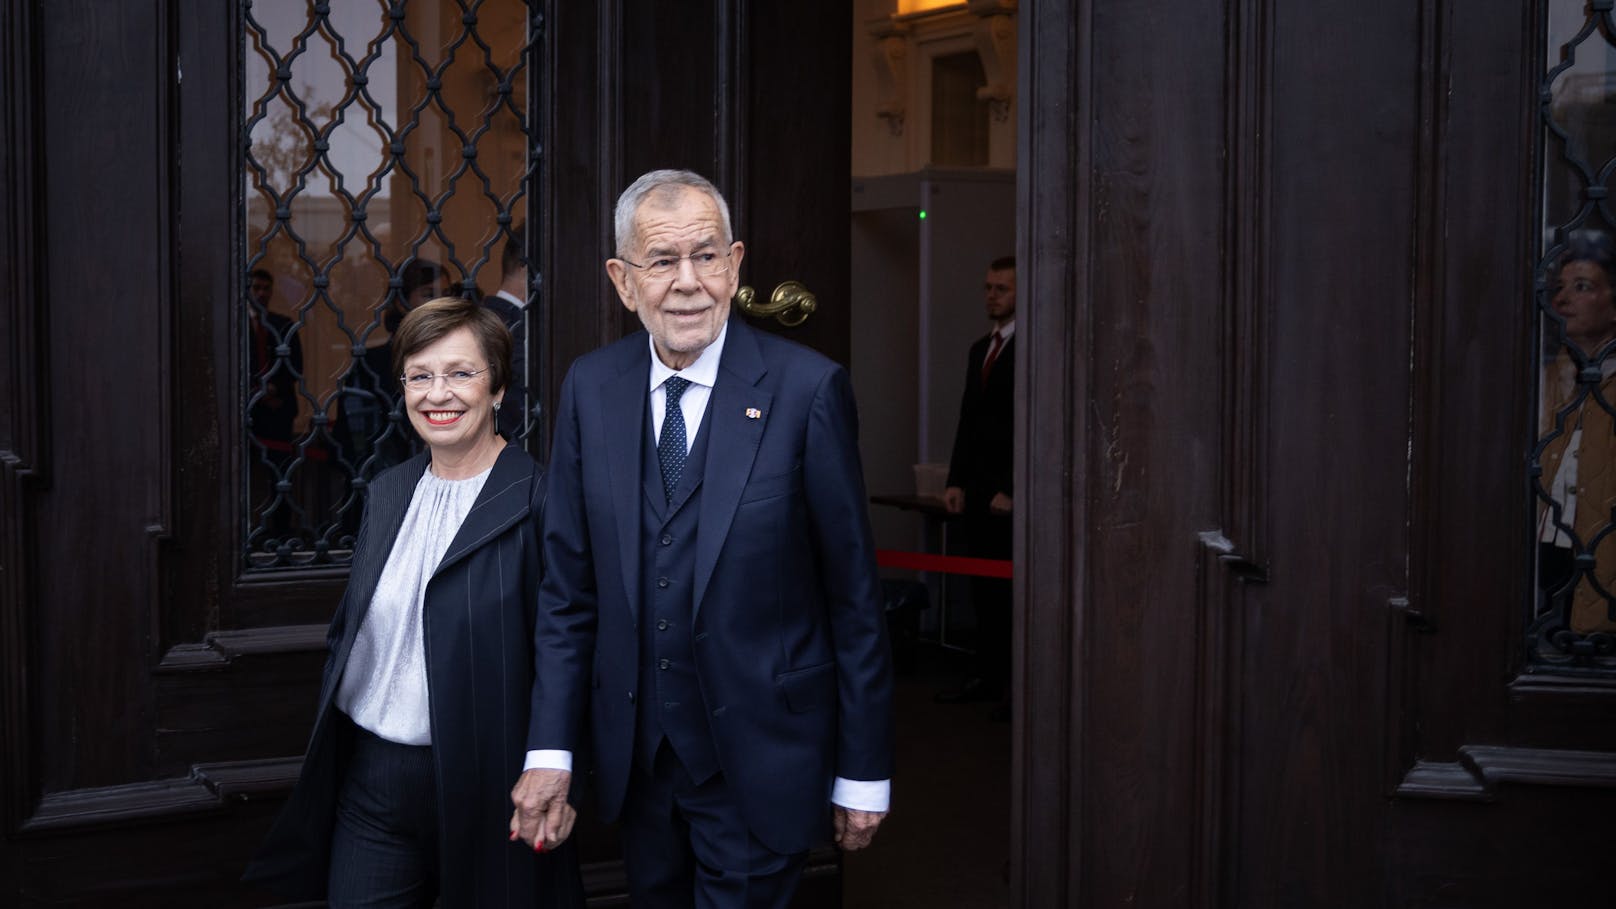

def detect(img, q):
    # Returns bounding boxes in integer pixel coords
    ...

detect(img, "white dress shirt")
[337,465,491,744]
[493,288,526,309]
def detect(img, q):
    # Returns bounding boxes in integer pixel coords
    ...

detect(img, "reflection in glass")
[1532,2,1616,666]
[243,1,535,571]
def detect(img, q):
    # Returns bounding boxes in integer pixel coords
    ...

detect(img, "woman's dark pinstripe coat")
[246,443,582,907]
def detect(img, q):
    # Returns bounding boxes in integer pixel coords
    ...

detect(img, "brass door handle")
[735,280,817,327]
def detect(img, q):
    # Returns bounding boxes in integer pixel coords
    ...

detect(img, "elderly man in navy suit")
[509,169,894,907]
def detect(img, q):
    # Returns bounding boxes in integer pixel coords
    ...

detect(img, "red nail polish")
[509,830,519,842]
[534,841,545,854]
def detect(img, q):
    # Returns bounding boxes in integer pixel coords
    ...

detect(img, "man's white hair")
[613,169,734,257]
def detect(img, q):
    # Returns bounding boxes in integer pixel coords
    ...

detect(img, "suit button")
[657,619,669,631]
[659,658,670,670]
[627,691,635,703]
[657,577,670,588]
[660,534,673,546]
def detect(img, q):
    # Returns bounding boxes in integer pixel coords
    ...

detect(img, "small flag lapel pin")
[745,407,762,420]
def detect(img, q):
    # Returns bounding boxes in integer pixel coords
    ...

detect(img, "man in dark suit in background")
[937,256,1016,716]
[247,268,304,539]
[484,224,533,440]
[247,268,303,452]
[511,169,894,908]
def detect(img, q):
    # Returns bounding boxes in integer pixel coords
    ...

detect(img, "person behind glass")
[514,169,894,908]
[247,268,305,535]
[936,256,1016,714]
[483,223,533,439]
[248,268,304,452]
[337,259,451,478]
[246,298,584,908]
[1538,231,1616,636]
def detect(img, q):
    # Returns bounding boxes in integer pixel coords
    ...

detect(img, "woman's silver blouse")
[335,464,492,745]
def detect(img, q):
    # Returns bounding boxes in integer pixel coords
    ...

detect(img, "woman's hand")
[509,768,575,851]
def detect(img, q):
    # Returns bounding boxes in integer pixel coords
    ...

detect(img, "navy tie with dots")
[659,376,692,503]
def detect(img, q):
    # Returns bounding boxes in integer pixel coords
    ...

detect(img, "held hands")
[832,806,888,851]
[509,768,575,852]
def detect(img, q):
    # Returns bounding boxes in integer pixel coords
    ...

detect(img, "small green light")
[918,210,927,219]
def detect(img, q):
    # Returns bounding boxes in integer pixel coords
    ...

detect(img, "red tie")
[980,331,1005,384]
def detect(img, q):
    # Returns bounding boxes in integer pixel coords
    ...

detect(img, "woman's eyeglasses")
[400,367,487,391]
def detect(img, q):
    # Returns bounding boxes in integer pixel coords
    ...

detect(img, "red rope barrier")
[875,549,1012,579]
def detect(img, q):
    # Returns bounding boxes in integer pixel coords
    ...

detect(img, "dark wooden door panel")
[1,0,854,905]
[1019,0,1616,905]
[730,2,851,365]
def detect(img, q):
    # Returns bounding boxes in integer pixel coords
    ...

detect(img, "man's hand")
[988,492,1012,515]
[942,486,965,514]
[832,806,887,851]
[509,768,575,852]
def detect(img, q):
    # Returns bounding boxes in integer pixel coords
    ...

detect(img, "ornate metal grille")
[1530,2,1616,670]
[242,0,539,571]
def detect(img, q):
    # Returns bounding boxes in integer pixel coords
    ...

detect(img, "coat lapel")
[605,348,651,622]
[693,321,771,620]
[432,443,535,578]
[342,454,429,639]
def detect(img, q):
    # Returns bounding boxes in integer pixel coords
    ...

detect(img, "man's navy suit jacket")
[532,317,895,856]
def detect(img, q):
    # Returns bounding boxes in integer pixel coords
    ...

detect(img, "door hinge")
[1197,530,1269,583]
[1388,596,1436,633]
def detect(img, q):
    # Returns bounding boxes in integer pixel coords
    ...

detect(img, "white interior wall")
[850,207,922,553]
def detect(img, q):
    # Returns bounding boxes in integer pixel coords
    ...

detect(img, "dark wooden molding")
[168,0,245,646]
[1397,745,1616,801]
[18,756,300,836]
[1220,0,1274,579]
[0,0,46,841]
[536,0,625,451]
[0,0,47,477]
[155,624,327,673]
[715,0,746,230]
[1014,1,1084,905]
[1392,0,1451,800]
[1509,672,1616,703]
[20,780,224,836]
[192,756,302,801]
[1205,22,1275,896]
[147,0,176,550]
[1191,535,1238,908]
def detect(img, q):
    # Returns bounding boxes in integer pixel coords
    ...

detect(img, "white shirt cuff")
[831,777,891,812]
[523,749,573,772]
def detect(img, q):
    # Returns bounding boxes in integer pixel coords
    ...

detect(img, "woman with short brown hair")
[249,297,582,907]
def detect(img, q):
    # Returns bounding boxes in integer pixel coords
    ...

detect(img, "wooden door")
[1017,0,1616,906]
[0,0,852,904]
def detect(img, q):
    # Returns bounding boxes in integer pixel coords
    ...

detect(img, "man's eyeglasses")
[400,367,488,391]
[620,249,732,282]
